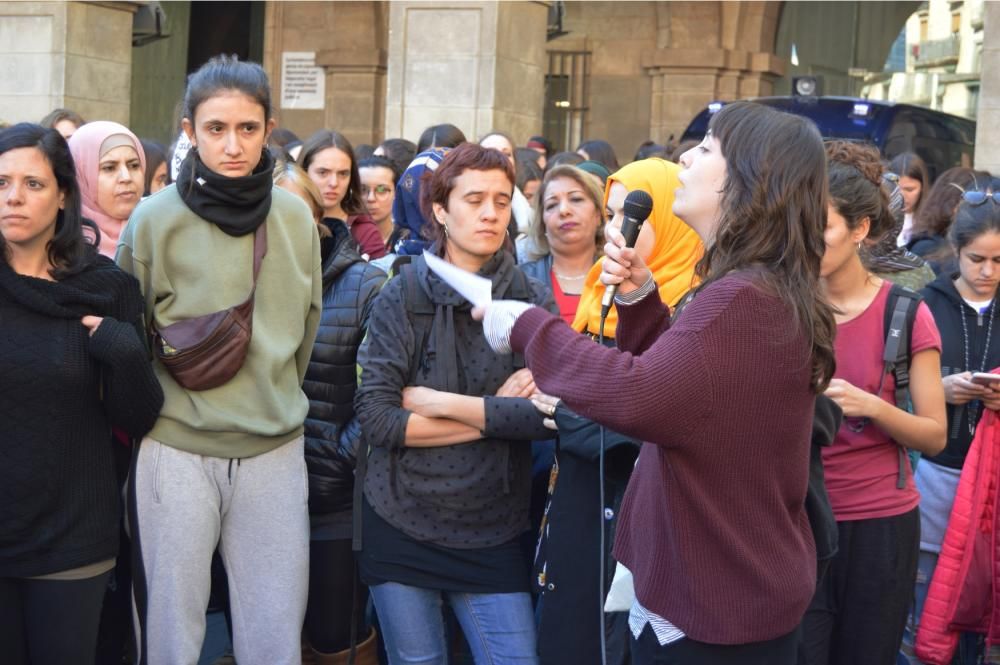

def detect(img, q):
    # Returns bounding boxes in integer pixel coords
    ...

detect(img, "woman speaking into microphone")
[478,101,836,664]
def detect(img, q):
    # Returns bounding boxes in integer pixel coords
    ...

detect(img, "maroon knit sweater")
[510,273,816,644]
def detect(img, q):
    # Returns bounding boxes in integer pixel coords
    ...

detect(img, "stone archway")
[640,2,784,145]
[774,1,920,97]
[639,1,919,147]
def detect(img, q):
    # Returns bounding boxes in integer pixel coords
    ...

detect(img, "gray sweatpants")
[129,436,309,665]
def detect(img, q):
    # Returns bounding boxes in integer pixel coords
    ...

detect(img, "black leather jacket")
[303,220,386,515]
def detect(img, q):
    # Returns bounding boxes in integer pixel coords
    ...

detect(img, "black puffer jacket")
[303,220,386,515]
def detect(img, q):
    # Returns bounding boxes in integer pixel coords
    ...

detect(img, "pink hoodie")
[68,121,145,258]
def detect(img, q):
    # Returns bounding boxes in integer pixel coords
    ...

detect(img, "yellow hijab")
[572,158,703,337]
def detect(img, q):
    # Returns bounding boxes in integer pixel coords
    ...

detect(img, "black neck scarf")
[410,248,519,396]
[176,148,274,237]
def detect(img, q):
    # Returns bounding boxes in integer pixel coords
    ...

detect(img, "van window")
[887,110,967,182]
[681,99,976,183]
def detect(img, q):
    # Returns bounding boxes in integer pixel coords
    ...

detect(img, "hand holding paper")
[422,251,492,308]
[422,251,533,351]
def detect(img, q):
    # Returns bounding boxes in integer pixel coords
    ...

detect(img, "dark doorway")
[130,1,266,143]
[543,51,590,152]
[187,1,265,73]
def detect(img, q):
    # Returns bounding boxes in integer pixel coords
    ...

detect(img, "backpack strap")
[881,283,922,489]
[352,261,434,552]
[400,263,437,381]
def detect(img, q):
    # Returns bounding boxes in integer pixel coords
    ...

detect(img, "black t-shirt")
[359,497,530,594]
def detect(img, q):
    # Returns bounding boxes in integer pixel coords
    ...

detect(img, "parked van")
[681,97,976,182]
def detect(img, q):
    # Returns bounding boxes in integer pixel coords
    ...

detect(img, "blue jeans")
[369,581,538,665]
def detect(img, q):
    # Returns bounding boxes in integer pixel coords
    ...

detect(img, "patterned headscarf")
[391,148,449,256]
[862,172,925,273]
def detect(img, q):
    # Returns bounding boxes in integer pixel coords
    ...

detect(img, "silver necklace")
[552,270,588,281]
[961,298,995,435]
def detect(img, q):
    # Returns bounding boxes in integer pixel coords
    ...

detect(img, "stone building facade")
[259,1,804,155]
[0,1,137,127]
[976,0,1000,174]
[863,0,985,120]
[1,1,998,171]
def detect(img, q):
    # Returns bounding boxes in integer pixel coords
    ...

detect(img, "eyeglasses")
[362,184,393,199]
[962,190,1000,206]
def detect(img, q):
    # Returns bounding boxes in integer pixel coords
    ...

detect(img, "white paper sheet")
[422,251,492,308]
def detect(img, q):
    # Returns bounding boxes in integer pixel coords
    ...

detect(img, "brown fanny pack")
[151,223,267,391]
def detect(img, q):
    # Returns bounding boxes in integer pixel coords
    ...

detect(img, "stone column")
[975,1,1000,173]
[263,1,388,145]
[739,53,786,98]
[0,1,137,126]
[315,48,387,146]
[641,1,785,145]
[384,1,547,145]
[643,49,784,145]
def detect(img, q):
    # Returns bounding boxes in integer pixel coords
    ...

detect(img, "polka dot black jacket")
[356,251,554,548]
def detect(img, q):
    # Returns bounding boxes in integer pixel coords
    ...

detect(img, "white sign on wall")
[281,52,325,110]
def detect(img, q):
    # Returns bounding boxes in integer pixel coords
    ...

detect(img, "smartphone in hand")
[971,372,1000,386]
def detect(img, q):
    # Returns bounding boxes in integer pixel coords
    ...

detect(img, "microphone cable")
[592,189,651,665]
[596,315,609,665]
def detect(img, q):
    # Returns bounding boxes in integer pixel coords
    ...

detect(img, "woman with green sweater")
[116,56,322,665]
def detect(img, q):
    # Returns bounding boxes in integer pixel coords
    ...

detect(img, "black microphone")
[600,189,654,322]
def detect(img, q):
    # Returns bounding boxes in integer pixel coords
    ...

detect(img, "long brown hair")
[912,166,982,238]
[889,152,929,214]
[272,160,331,237]
[299,130,367,217]
[700,102,836,392]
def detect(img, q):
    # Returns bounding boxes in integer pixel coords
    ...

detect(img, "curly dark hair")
[825,140,893,241]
